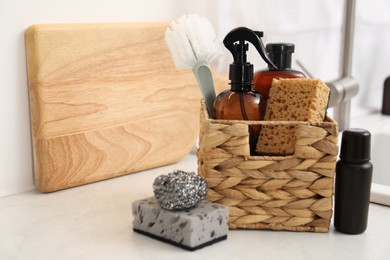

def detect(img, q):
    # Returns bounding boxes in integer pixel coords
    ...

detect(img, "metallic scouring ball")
[153,170,208,210]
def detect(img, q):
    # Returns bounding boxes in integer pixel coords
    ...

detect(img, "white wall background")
[1,0,389,197]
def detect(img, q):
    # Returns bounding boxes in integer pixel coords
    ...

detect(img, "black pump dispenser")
[228,40,253,90]
[223,27,277,91]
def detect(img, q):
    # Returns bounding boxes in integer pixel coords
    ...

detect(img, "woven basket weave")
[197,101,338,232]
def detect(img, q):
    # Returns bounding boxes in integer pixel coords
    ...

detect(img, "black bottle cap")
[340,128,371,163]
[381,76,390,115]
[266,43,294,69]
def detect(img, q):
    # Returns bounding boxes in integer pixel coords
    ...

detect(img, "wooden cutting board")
[25,23,202,192]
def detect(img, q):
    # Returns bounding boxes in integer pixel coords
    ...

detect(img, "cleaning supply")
[381,76,390,115]
[334,128,373,234]
[256,78,330,155]
[165,15,221,118]
[132,170,228,251]
[253,43,306,99]
[153,170,207,210]
[132,197,228,251]
[214,27,276,154]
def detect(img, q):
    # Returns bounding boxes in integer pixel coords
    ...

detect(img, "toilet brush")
[165,14,221,118]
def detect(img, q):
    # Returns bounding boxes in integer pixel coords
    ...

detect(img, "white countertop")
[1,148,390,260]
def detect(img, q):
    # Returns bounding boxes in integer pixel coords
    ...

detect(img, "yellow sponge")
[256,78,330,155]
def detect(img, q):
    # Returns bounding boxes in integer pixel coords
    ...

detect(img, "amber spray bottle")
[214,27,277,154]
[253,43,306,99]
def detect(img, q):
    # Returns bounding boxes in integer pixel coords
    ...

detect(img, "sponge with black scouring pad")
[132,197,228,251]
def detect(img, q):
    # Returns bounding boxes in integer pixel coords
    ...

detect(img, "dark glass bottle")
[214,27,271,155]
[381,76,390,115]
[334,128,373,234]
[253,43,306,99]
[214,89,265,121]
[214,82,266,155]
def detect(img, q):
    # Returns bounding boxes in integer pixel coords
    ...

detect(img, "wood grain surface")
[25,22,206,192]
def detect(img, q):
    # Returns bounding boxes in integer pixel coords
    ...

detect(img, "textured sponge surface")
[265,78,329,122]
[132,197,228,251]
[256,78,330,155]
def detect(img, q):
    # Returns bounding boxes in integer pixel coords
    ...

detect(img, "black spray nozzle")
[223,27,277,90]
[234,40,248,64]
[223,27,277,69]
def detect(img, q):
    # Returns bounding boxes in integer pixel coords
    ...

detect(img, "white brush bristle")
[165,14,222,70]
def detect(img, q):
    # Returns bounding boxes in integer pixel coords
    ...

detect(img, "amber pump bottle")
[253,43,305,99]
[214,27,276,154]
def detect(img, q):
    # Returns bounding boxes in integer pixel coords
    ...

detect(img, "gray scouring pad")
[132,197,228,251]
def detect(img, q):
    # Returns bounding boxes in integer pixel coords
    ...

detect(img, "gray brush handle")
[193,62,217,118]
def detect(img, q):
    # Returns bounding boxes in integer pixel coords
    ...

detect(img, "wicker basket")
[197,101,338,232]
